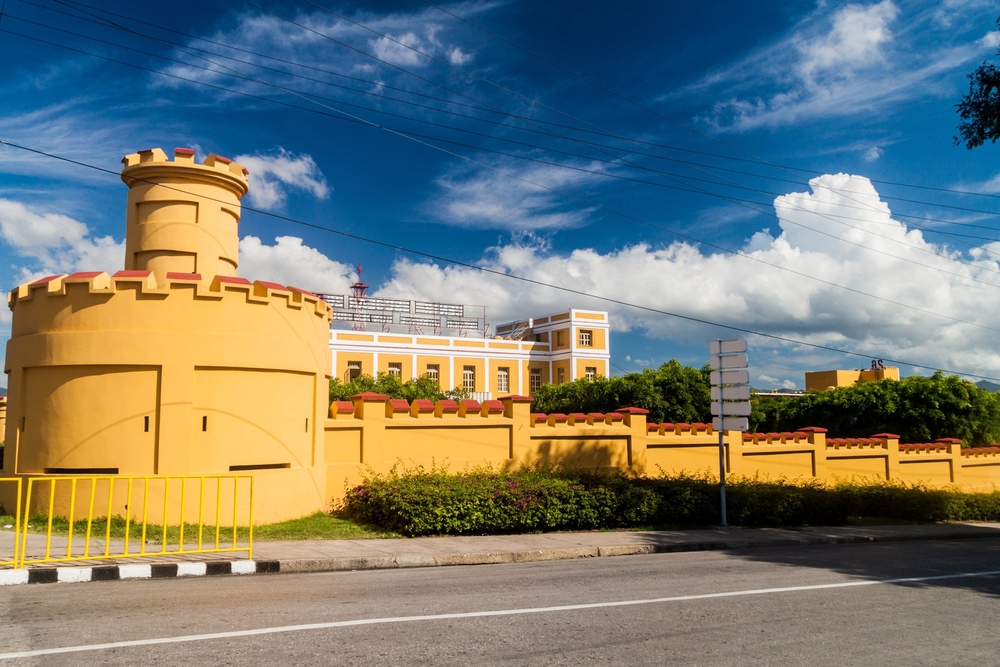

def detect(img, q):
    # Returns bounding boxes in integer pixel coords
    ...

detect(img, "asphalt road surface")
[0,537,997,666]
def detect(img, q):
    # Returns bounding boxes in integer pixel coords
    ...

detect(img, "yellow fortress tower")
[2,148,333,522]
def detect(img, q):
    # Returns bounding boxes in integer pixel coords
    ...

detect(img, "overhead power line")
[235,1,1000,280]
[12,7,1000,241]
[4,138,1000,384]
[5,25,1000,331]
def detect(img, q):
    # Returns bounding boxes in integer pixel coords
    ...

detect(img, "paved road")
[0,538,997,665]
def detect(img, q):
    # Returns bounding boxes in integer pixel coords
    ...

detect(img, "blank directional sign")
[709,354,748,370]
[712,417,749,431]
[711,386,751,401]
[709,339,746,355]
[710,370,749,386]
[711,401,752,416]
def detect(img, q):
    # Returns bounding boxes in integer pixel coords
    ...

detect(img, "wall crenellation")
[10,271,331,321]
[121,147,249,185]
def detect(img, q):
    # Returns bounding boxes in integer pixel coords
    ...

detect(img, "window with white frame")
[497,367,509,393]
[426,364,439,386]
[347,361,362,381]
[557,367,566,384]
[585,366,597,381]
[387,362,402,378]
[529,368,542,393]
[462,365,476,391]
[579,329,593,347]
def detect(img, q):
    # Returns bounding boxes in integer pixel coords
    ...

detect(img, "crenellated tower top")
[120,148,250,286]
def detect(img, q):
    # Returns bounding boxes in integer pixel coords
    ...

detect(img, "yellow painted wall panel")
[18,365,159,474]
[897,460,952,486]
[744,452,815,480]
[827,455,888,481]
[193,368,315,472]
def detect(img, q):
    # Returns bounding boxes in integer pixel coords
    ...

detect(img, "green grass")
[0,511,396,543]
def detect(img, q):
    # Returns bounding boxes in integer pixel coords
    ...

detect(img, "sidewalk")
[2,522,999,585]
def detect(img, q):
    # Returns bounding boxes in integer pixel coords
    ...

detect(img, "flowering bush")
[340,465,1000,536]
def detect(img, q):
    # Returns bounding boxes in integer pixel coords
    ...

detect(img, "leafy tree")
[955,17,1000,149]
[530,360,712,424]
[753,373,1000,446]
[329,373,469,404]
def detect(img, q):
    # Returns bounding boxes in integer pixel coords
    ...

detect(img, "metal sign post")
[709,339,749,528]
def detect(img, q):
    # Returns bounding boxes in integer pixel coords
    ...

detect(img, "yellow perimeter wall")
[322,396,1000,507]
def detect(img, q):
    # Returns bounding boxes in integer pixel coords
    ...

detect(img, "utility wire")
[12,7,1000,242]
[254,1,1000,279]
[15,6,1000,248]
[21,1,1000,229]
[5,25,1000,332]
[24,0,1000,216]
[417,0,1000,220]
[5,138,1000,384]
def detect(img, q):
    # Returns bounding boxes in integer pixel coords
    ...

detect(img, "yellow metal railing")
[0,478,22,568]
[18,475,253,568]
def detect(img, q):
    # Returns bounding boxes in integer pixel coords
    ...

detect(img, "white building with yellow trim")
[329,308,610,398]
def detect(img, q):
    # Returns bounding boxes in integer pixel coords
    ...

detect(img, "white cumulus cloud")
[234,148,329,211]
[238,235,355,293]
[690,0,996,130]
[377,174,1000,379]
[0,198,124,283]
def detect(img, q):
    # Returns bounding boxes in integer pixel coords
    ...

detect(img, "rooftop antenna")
[350,264,369,331]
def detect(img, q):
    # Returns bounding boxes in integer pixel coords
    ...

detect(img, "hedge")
[340,466,1000,536]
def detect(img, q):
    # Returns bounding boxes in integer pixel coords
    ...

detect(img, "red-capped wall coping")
[608,412,623,420]
[482,400,505,413]
[647,423,660,431]
[411,399,435,413]
[617,407,649,415]
[166,272,201,280]
[693,422,712,430]
[388,399,410,412]
[287,286,318,298]
[352,392,389,401]
[214,155,232,164]
[569,413,587,422]
[660,423,675,430]
[549,413,568,422]
[174,147,195,156]
[935,437,963,444]
[112,270,151,278]
[899,443,949,451]
[588,413,606,420]
[498,395,532,403]
[255,280,287,291]
[531,413,547,421]
[215,276,252,285]
[334,401,354,414]
[461,400,481,411]
[676,422,691,430]
[30,275,63,285]
[797,426,828,433]
[66,271,104,280]
[963,446,1000,455]
[871,433,900,439]
[437,400,459,413]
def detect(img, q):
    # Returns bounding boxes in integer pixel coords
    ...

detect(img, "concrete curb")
[2,527,998,585]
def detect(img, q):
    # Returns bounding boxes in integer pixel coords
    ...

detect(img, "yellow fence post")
[12,475,253,568]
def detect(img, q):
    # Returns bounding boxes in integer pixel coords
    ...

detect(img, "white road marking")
[1,568,998,660]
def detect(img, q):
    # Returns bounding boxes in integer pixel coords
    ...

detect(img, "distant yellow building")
[325,309,610,398]
[805,366,900,392]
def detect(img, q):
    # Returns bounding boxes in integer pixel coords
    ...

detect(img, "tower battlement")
[121,148,249,190]
[9,271,331,325]
[120,148,250,287]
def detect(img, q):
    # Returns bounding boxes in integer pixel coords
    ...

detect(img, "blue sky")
[3,0,1000,389]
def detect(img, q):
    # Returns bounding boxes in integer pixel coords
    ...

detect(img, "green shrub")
[341,466,1000,536]
[330,373,468,404]
[753,372,1000,446]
